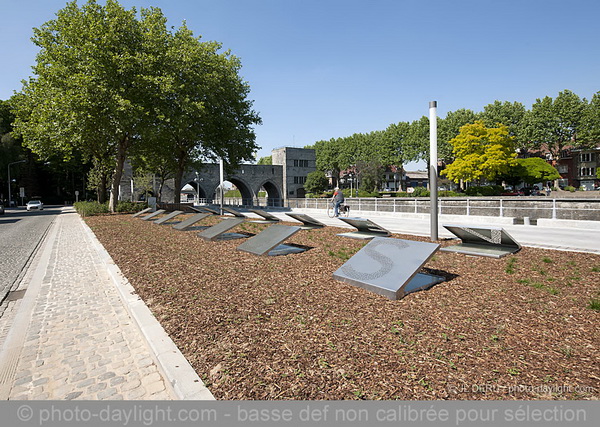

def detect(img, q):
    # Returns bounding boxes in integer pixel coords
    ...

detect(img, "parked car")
[26,200,44,211]
[0,203,4,215]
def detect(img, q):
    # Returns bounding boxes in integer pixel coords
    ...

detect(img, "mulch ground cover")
[85,212,600,400]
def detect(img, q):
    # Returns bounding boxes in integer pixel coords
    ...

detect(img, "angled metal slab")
[236,224,304,256]
[440,224,521,258]
[336,217,391,240]
[222,206,247,218]
[172,213,211,231]
[285,213,326,229]
[140,209,166,221]
[154,210,184,225]
[132,207,153,218]
[190,206,220,215]
[198,218,246,241]
[249,209,281,223]
[333,237,444,300]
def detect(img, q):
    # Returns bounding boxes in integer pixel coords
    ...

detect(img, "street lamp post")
[7,160,26,208]
[194,172,203,205]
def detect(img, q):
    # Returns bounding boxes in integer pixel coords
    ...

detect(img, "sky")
[1,0,599,169]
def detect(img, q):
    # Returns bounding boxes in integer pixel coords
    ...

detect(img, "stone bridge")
[119,147,315,207]
[178,163,284,206]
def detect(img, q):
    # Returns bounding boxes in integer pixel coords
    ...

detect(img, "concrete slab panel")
[441,224,521,258]
[154,210,184,225]
[140,209,166,221]
[333,237,444,300]
[222,206,247,218]
[198,218,246,241]
[237,224,302,256]
[336,217,391,240]
[249,209,280,223]
[285,213,326,229]
[191,206,220,215]
[173,213,210,231]
[132,207,152,217]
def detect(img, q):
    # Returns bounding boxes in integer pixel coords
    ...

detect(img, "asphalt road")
[0,206,60,302]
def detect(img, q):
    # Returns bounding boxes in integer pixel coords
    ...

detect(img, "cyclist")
[332,187,344,217]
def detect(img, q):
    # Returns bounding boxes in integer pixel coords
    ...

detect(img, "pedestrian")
[332,187,344,217]
[545,185,551,196]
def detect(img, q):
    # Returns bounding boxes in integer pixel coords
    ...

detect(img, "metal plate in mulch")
[336,217,391,240]
[236,224,304,256]
[153,210,184,225]
[222,206,247,218]
[333,237,445,300]
[198,218,246,241]
[132,207,152,217]
[172,213,211,231]
[140,209,166,221]
[191,206,221,215]
[248,209,280,223]
[440,224,521,258]
[285,213,326,229]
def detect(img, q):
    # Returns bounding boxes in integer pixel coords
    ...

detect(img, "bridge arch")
[215,176,254,206]
[257,179,282,207]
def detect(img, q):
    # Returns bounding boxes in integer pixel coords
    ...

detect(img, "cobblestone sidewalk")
[0,211,177,400]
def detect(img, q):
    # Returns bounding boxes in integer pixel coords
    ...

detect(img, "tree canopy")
[442,121,517,184]
[514,157,560,185]
[12,0,260,210]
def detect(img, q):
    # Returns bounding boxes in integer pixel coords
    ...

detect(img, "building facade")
[271,147,316,199]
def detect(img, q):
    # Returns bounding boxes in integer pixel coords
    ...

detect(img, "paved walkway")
[0,208,212,400]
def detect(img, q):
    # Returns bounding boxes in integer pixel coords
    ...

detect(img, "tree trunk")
[108,135,129,213]
[172,145,188,204]
[98,177,107,203]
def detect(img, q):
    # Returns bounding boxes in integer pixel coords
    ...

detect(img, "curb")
[77,210,214,400]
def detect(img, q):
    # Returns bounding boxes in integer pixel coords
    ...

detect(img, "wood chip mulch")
[85,213,600,400]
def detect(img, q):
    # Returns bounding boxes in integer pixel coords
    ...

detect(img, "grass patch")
[588,298,600,312]
[505,257,518,274]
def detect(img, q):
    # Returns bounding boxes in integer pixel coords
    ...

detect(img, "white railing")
[286,197,600,221]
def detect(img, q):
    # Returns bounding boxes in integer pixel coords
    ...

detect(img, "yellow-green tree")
[442,121,517,184]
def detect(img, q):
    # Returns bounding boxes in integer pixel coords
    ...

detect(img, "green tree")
[12,0,161,211]
[522,89,587,160]
[12,0,260,211]
[383,121,420,166]
[304,170,328,195]
[442,121,517,184]
[145,22,260,204]
[438,109,479,162]
[480,100,527,146]
[514,157,560,185]
[580,91,600,145]
[257,155,272,165]
[313,138,345,186]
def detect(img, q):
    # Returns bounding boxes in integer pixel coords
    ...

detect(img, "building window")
[580,153,595,162]
[293,176,307,184]
[293,159,309,167]
[557,165,568,173]
[580,167,596,176]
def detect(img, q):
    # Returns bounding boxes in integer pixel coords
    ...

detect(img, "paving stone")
[65,391,83,400]
[3,212,179,401]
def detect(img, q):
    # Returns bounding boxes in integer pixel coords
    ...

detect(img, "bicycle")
[327,201,350,218]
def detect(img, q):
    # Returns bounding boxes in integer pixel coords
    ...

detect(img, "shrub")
[357,190,380,198]
[564,185,576,192]
[74,201,109,217]
[465,185,503,196]
[411,187,430,197]
[116,201,145,213]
